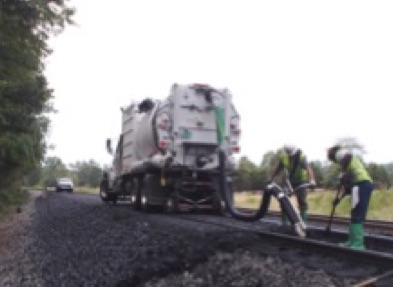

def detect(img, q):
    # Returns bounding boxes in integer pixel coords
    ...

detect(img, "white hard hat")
[283,144,298,156]
[335,148,351,162]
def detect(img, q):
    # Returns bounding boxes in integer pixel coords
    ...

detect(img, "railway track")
[82,193,393,283]
[100,195,393,253]
[249,209,393,236]
[235,209,393,254]
[159,212,393,286]
[57,192,393,285]
[164,212,393,267]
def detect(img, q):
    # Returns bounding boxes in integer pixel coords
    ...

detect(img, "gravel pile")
[0,192,45,286]
[0,192,378,286]
[144,250,335,287]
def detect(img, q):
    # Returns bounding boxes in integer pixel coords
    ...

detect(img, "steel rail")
[168,214,393,268]
[241,209,393,235]
[266,210,393,228]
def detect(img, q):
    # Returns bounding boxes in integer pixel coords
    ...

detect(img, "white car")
[56,177,74,193]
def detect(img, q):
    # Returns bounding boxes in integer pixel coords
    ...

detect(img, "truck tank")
[100,83,240,213]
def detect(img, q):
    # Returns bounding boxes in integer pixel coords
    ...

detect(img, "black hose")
[218,150,271,221]
[269,186,300,224]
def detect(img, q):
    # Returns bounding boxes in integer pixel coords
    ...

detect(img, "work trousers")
[350,181,374,224]
[293,185,308,213]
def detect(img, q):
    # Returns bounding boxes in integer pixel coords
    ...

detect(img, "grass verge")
[0,188,30,221]
[74,187,99,195]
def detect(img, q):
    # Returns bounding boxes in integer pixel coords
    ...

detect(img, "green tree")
[40,157,68,187]
[367,163,390,189]
[250,167,269,191]
[259,150,279,179]
[235,156,256,191]
[321,163,341,189]
[0,1,74,196]
[70,160,103,188]
[310,161,324,187]
[383,163,393,189]
[23,164,42,187]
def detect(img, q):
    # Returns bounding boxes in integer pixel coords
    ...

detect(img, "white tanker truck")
[100,83,240,213]
[99,83,308,236]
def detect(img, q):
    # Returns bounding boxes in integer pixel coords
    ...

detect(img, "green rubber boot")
[300,210,307,223]
[281,213,288,226]
[349,223,365,250]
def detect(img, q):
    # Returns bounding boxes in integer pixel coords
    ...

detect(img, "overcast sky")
[44,0,393,167]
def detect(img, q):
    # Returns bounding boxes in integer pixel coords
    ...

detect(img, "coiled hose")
[209,92,303,234]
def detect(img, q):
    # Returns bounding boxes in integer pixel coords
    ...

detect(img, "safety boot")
[278,213,290,232]
[281,213,288,226]
[339,223,365,249]
[348,223,365,250]
[300,210,307,223]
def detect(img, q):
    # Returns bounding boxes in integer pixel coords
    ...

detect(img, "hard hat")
[327,146,339,162]
[283,144,298,156]
[327,145,349,162]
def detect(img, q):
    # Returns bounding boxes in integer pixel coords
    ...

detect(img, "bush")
[0,188,29,218]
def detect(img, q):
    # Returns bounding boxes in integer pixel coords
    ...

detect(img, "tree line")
[0,1,74,197]
[25,157,103,189]
[23,151,393,191]
[234,151,393,192]
[1,1,391,199]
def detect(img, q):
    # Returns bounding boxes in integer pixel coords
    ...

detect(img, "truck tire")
[100,188,108,202]
[140,192,149,212]
[140,177,150,212]
[112,194,118,205]
[99,184,110,203]
[140,175,164,212]
[131,179,142,210]
[130,189,141,210]
[211,191,226,215]
[164,196,179,214]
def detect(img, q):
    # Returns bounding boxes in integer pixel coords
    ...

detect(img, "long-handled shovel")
[325,185,343,234]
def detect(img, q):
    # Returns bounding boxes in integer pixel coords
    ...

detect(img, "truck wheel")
[130,191,141,210]
[164,197,179,214]
[127,180,140,210]
[124,179,140,210]
[212,191,226,215]
[140,193,149,212]
[140,176,149,212]
[112,195,118,205]
[140,175,161,212]
[100,187,110,203]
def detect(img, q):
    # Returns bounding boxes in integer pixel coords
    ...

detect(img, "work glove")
[309,179,316,188]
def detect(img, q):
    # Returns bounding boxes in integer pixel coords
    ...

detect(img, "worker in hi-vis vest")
[327,145,374,250]
[270,144,316,225]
